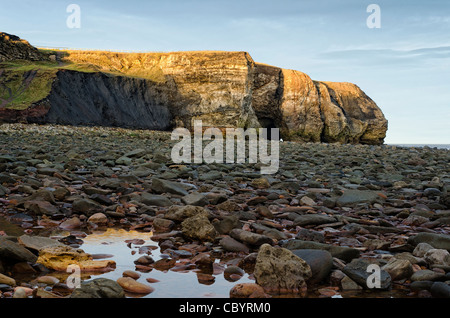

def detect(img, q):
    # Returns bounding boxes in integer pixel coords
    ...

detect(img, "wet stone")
[342,258,391,290]
[230,229,273,247]
[70,278,125,298]
[0,237,38,263]
[283,240,360,263]
[292,249,333,284]
[430,282,450,298]
[411,269,446,282]
[220,236,250,253]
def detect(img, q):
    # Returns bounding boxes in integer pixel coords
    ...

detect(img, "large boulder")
[181,214,218,242]
[253,244,312,296]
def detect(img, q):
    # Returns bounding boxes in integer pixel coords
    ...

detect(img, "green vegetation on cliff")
[0,49,169,110]
[0,61,57,110]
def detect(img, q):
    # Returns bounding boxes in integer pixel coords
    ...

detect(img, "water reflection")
[0,219,415,298]
[82,228,154,245]
[80,228,253,298]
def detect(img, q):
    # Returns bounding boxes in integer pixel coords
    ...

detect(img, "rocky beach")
[0,31,449,301]
[0,123,449,299]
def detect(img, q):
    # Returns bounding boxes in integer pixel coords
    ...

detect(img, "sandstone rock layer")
[252,63,388,144]
[0,33,388,144]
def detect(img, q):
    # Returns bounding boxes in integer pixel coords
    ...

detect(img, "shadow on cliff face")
[251,63,289,141]
[25,70,180,131]
[0,68,207,133]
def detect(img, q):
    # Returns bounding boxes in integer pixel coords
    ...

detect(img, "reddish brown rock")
[87,212,108,225]
[229,283,268,298]
[116,277,154,295]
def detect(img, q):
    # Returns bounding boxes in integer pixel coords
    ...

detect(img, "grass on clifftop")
[1,48,250,110]
[0,55,108,110]
[0,49,170,110]
[0,61,58,110]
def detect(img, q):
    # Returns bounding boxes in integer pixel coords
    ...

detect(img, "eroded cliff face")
[0,34,388,144]
[251,63,388,144]
[63,50,261,130]
[318,81,388,145]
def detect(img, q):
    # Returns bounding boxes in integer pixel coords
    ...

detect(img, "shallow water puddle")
[1,217,415,298]
[80,228,254,298]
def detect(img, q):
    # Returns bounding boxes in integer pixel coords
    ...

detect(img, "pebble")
[197,273,215,284]
[341,275,363,290]
[59,217,82,230]
[152,217,175,232]
[88,212,108,225]
[413,242,434,257]
[283,240,360,263]
[424,249,450,267]
[381,258,413,281]
[292,249,333,284]
[12,287,28,298]
[72,198,103,215]
[36,275,60,285]
[70,278,125,298]
[295,228,325,243]
[122,270,141,280]
[219,236,250,253]
[430,282,450,298]
[224,265,245,277]
[229,229,273,247]
[145,278,160,283]
[342,258,391,290]
[116,277,154,295]
[134,255,154,265]
[0,272,15,286]
[408,233,450,251]
[229,283,268,298]
[411,269,446,282]
[181,192,208,206]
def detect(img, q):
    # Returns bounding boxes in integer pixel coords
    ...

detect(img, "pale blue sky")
[1,0,449,144]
